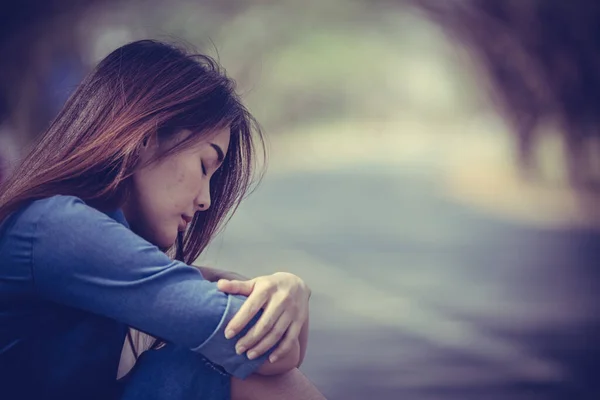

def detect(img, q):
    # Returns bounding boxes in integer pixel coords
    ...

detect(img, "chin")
[151,230,178,250]
[132,221,177,250]
[163,233,179,249]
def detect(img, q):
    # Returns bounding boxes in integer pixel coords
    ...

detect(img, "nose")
[195,182,211,212]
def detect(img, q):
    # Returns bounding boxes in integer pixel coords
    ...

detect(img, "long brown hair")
[0,39,265,264]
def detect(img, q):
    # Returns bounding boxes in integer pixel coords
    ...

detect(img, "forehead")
[207,126,231,150]
[186,126,230,150]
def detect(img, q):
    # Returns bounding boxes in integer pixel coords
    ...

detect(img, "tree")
[412,0,600,190]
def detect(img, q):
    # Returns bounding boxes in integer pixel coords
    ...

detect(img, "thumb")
[217,279,255,296]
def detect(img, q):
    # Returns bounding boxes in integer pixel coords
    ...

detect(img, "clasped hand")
[217,272,310,363]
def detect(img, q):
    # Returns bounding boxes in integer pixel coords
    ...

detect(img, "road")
[203,166,600,400]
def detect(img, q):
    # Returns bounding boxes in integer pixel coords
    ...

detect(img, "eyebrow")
[210,143,225,163]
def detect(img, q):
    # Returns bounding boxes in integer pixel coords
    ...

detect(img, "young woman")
[0,40,325,400]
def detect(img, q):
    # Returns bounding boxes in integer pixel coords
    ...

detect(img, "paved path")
[203,167,600,399]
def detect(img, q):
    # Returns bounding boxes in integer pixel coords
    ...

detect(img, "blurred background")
[1,0,599,399]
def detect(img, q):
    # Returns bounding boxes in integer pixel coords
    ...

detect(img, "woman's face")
[123,126,230,248]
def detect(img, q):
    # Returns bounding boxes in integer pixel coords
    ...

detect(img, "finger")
[268,319,303,364]
[235,299,286,354]
[217,279,255,296]
[225,289,269,339]
[245,313,293,360]
[216,279,230,291]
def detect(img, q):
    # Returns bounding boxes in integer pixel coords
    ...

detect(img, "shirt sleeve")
[24,196,270,379]
[196,296,277,379]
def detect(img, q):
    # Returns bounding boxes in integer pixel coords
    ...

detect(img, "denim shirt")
[0,195,270,399]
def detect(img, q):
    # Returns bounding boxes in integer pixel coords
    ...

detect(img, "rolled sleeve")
[193,295,275,379]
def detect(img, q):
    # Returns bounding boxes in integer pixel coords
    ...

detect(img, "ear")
[137,134,158,165]
[143,131,161,149]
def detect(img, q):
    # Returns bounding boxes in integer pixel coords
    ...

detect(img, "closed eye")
[201,161,207,176]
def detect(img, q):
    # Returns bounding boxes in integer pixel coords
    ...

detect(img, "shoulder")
[2,195,85,237]
[22,194,91,220]
[18,195,126,231]
[2,195,129,251]
[0,195,100,282]
[21,195,152,281]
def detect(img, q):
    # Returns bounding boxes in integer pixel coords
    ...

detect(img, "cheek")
[134,157,201,223]
[128,161,195,248]
[162,161,201,212]
[135,166,177,219]
[179,161,204,193]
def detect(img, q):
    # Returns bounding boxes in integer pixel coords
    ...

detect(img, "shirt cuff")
[191,294,274,379]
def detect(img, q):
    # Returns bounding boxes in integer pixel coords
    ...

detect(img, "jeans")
[118,345,231,400]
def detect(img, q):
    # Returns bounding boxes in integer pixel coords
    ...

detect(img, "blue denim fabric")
[119,345,231,400]
[0,195,273,399]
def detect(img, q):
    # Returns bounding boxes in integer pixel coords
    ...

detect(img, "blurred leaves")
[412,0,600,190]
[1,0,599,192]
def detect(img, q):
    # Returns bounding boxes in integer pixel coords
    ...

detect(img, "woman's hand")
[217,272,310,363]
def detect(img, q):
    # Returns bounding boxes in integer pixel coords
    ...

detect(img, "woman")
[0,40,325,400]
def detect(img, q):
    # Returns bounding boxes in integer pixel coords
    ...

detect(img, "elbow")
[255,340,301,376]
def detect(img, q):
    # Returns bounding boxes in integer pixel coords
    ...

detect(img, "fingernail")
[269,355,278,363]
[225,329,235,339]
[236,345,245,355]
[247,351,257,360]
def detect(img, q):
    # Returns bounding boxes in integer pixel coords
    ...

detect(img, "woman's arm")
[19,196,274,379]
[201,266,312,373]
[216,274,312,377]
[135,261,311,376]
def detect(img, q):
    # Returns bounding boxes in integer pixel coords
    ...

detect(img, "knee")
[232,368,326,400]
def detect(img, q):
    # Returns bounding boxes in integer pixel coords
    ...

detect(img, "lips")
[178,215,193,232]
